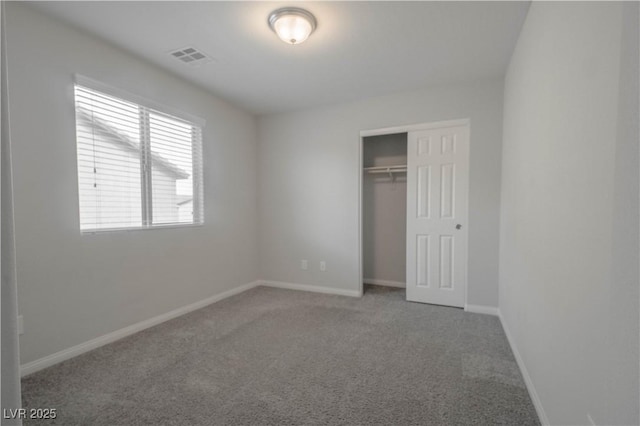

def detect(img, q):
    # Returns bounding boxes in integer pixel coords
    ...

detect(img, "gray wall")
[1,1,23,422]
[6,3,259,365]
[258,80,504,307]
[363,133,407,285]
[608,3,640,421]
[499,2,639,424]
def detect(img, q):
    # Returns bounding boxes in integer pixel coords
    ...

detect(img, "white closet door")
[406,125,469,307]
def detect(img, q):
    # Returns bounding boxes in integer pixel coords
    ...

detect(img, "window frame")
[74,75,205,234]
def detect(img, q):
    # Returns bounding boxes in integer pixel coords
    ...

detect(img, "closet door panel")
[406,124,469,307]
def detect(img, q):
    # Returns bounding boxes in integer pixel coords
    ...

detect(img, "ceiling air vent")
[169,47,213,66]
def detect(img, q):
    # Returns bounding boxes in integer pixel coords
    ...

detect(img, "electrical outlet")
[17,315,24,335]
[320,261,326,272]
[300,259,308,270]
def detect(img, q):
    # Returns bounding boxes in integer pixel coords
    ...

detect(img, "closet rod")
[364,165,407,182]
[363,165,407,174]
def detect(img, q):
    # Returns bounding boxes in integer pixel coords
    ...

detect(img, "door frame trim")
[358,118,470,299]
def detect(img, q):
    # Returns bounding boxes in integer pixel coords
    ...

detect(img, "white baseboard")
[464,303,499,316]
[260,280,361,298]
[20,280,260,377]
[363,278,406,288]
[498,311,549,426]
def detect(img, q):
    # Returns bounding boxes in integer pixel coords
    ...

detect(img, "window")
[74,78,204,232]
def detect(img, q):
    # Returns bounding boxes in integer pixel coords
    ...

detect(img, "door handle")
[456,224,462,230]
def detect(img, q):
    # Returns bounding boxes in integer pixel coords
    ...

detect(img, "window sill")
[80,223,204,235]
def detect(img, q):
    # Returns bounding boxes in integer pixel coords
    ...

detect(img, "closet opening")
[358,119,469,306]
[361,132,408,296]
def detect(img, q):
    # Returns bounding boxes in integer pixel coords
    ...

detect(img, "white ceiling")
[31,1,530,115]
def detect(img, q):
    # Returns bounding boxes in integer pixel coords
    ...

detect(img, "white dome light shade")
[274,15,312,44]
[268,8,317,45]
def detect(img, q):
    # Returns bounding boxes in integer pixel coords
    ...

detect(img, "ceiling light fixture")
[268,7,317,45]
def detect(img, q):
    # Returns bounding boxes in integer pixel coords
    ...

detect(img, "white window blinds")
[74,82,204,232]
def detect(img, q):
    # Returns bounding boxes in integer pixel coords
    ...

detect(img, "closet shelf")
[364,165,407,182]
[363,165,407,174]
